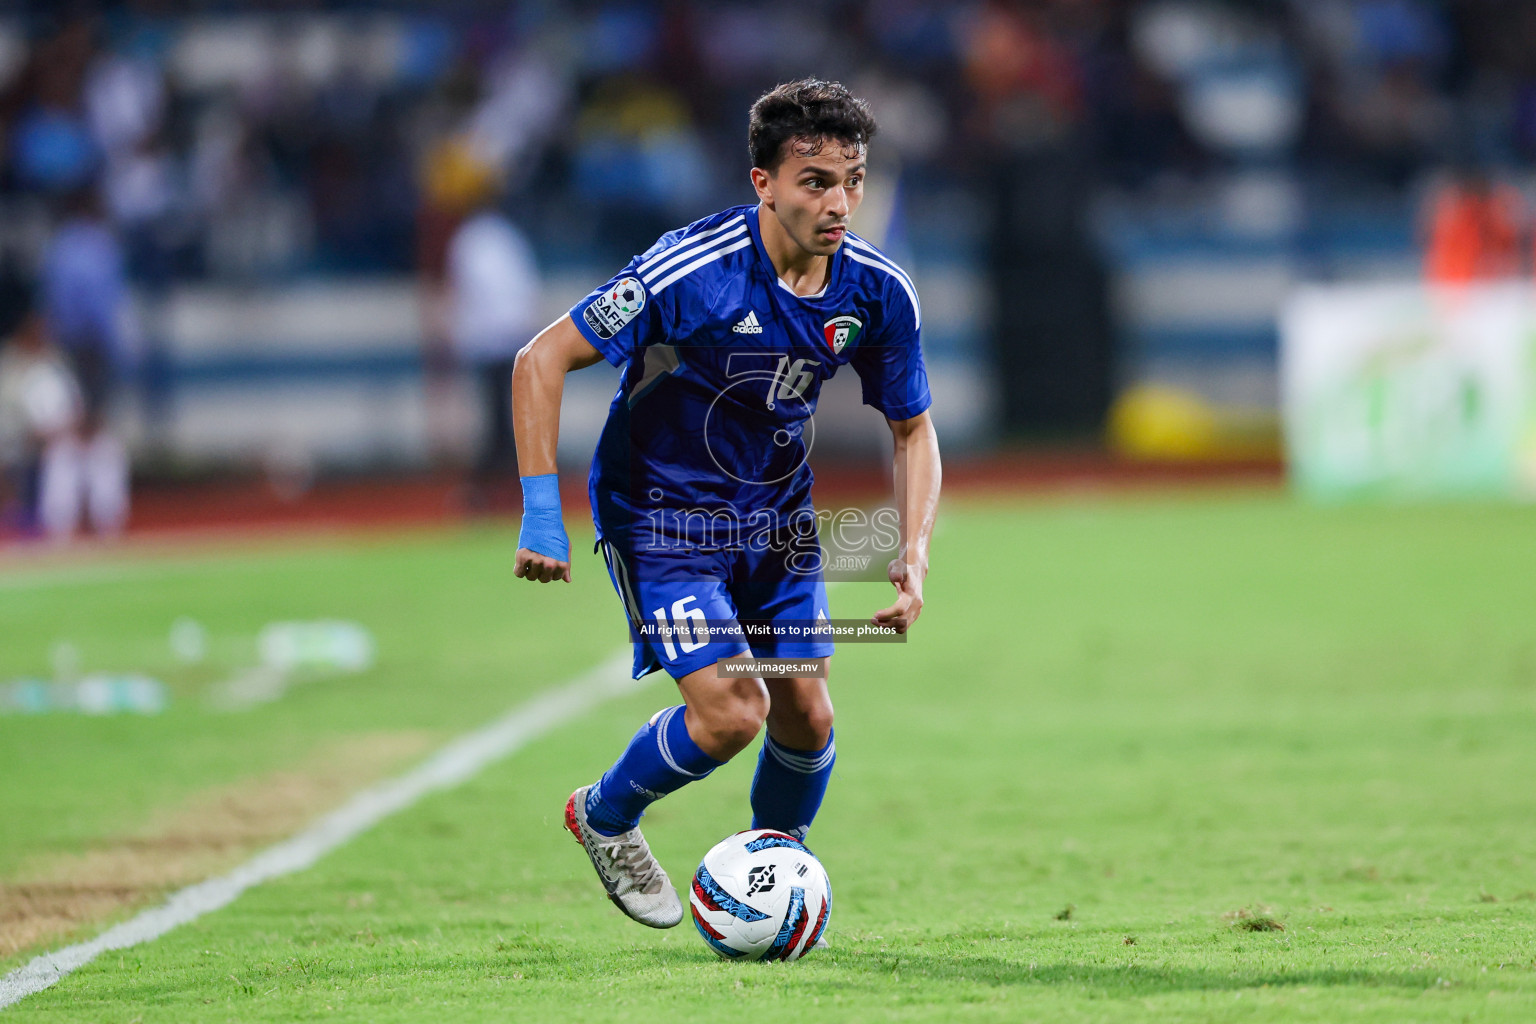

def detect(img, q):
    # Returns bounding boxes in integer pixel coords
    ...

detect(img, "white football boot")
[564,786,683,928]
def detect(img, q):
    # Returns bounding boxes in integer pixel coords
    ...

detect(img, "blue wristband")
[518,474,570,561]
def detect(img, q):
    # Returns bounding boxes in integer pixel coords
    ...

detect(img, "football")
[690,829,831,961]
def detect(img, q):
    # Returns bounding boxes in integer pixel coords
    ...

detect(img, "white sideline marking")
[0,650,643,1011]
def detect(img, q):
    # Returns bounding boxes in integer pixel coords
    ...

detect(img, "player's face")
[755,138,866,257]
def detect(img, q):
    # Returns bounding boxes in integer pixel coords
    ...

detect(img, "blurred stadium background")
[2,0,1533,540]
[5,4,1536,1018]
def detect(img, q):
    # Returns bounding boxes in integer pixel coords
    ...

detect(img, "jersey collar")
[747,202,841,302]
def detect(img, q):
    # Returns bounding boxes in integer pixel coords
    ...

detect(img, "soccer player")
[511,79,941,929]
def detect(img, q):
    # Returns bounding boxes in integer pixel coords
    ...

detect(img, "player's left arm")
[872,409,940,634]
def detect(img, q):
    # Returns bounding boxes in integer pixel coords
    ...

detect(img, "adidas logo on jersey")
[732,310,763,334]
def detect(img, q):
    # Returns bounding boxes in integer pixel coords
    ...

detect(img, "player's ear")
[750,166,774,206]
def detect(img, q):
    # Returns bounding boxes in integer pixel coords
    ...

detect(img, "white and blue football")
[690,829,831,961]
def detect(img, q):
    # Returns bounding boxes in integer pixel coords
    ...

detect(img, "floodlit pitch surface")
[2,493,1534,1022]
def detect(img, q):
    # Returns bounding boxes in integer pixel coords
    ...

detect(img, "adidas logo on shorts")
[732,310,763,334]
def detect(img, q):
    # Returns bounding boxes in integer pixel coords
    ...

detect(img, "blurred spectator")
[1423,169,1524,284]
[0,309,81,538]
[38,188,130,537]
[1336,63,1452,188]
[3,17,99,194]
[444,167,541,511]
[84,30,166,162]
[41,189,126,426]
[962,0,1084,149]
[572,75,711,256]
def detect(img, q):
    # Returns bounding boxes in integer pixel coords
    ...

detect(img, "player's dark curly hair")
[748,78,878,171]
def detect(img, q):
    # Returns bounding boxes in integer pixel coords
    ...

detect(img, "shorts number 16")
[653,595,709,659]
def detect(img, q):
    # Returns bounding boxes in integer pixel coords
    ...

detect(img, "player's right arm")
[511,314,606,583]
[513,238,674,582]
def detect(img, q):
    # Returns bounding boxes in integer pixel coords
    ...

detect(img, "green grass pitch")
[3,491,1535,1021]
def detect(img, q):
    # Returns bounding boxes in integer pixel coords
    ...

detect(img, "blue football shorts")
[597,534,834,680]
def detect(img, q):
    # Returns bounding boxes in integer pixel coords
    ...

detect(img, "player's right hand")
[514,474,571,582]
[514,548,571,583]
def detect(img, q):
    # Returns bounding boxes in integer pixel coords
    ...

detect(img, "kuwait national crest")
[822,315,862,354]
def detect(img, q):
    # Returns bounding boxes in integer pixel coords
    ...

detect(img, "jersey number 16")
[766,356,819,410]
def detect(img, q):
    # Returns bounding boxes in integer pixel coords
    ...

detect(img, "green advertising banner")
[1281,283,1536,500]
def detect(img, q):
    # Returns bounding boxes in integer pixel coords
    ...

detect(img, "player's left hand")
[872,558,924,634]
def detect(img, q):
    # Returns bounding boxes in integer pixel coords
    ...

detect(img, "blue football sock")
[750,730,835,842]
[585,705,724,836]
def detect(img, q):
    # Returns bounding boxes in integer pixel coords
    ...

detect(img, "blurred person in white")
[445,168,541,511]
[38,188,132,538]
[0,309,83,540]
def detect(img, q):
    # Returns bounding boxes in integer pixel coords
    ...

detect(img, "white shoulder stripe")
[637,215,747,277]
[651,235,753,293]
[639,222,748,285]
[845,235,919,294]
[844,236,921,327]
[843,249,922,330]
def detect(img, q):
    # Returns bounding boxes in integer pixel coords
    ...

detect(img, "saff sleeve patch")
[583,277,647,340]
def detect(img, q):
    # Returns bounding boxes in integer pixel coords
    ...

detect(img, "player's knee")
[773,694,833,749]
[699,680,769,757]
[800,699,834,746]
[713,711,765,757]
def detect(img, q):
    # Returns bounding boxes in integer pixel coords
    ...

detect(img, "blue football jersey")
[570,203,930,547]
